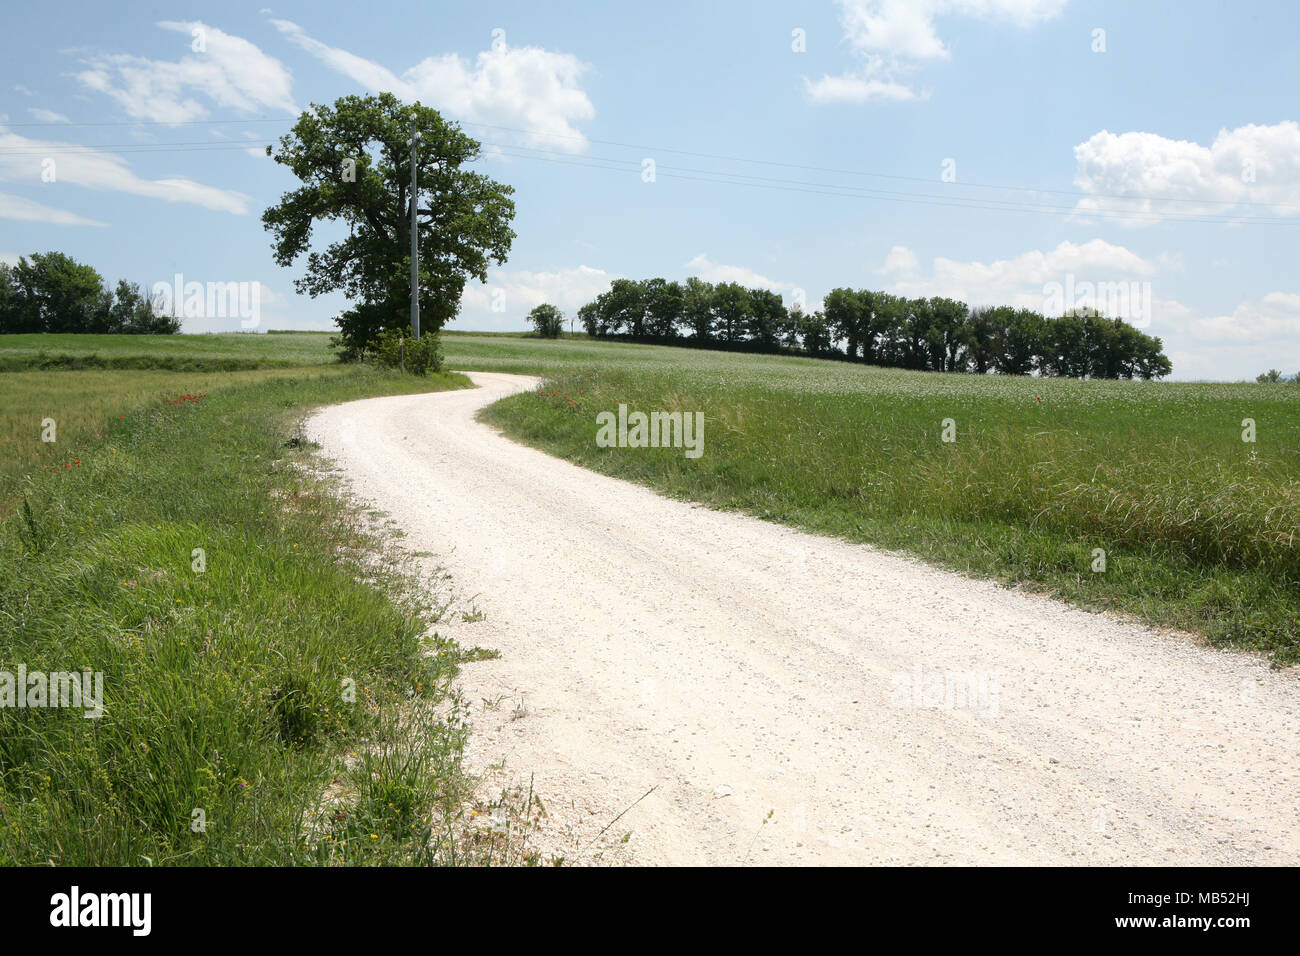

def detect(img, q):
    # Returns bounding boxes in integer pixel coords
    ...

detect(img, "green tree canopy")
[0,253,178,334]
[528,303,565,338]
[262,93,516,356]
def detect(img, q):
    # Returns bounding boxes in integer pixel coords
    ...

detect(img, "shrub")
[528,303,565,338]
[372,327,443,375]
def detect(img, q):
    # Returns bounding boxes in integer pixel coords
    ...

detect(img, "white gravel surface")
[307,371,1299,866]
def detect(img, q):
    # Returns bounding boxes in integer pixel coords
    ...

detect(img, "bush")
[528,303,565,338]
[372,327,443,375]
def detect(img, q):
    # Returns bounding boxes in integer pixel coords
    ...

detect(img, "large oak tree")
[262,93,516,355]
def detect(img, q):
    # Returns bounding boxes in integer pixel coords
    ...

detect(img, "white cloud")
[1170,290,1300,379]
[806,0,1067,103]
[684,253,794,291]
[1072,122,1300,224]
[0,192,107,226]
[1178,292,1300,343]
[271,19,594,152]
[27,108,68,123]
[881,238,1156,308]
[74,21,297,124]
[460,264,617,316]
[0,127,251,214]
[881,245,920,275]
[14,85,35,97]
[803,74,923,105]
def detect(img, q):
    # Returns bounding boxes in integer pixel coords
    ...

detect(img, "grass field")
[0,366,355,509]
[0,339,553,865]
[0,331,339,372]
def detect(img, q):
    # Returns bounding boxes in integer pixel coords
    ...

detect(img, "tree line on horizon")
[576,277,1173,379]
[0,252,180,335]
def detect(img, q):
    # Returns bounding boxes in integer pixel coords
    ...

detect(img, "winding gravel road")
[307,371,1299,865]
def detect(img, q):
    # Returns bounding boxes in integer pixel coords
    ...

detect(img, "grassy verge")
[0,332,338,372]
[0,367,359,511]
[0,364,535,864]
[479,355,1300,664]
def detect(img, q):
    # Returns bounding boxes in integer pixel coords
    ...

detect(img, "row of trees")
[1256,369,1300,384]
[0,252,180,335]
[577,278,1172,379]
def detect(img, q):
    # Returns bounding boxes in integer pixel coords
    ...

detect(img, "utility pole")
[407,113,421,340]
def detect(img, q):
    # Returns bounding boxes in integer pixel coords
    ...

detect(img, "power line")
[457,119,1300,212]
[0,141,274,156]
[478,143,1300,226]
[8,112,1297,211]
[1,117,290,129]
[4,118,1297,224]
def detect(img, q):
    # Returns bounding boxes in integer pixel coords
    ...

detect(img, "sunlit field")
[0,366,354,505]
[0,331,338,371]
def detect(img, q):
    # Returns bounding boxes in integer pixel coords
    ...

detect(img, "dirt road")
[307,371,1299,865]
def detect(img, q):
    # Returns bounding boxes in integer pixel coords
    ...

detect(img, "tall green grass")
[0,365,502,864]
[0,366,357,510]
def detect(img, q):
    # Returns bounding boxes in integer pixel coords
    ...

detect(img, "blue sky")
[3,0,1299,380]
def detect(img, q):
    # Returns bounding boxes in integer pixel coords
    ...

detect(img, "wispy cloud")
[0,192,106,226]
[74,21,297,124]
[0,127,251,214]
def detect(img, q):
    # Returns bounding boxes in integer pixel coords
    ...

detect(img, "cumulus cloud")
[684,253,795,291]
[0,192,107,226]
[1072,122,1300,224]
[881,245,920,276]
[806,0,1067,103]
[271,19,594,152]
[460,264,618,318]
[1177,292,1300,343]
[74,21,297,124]
[0,127,251,214]
[879,238,1157,310]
